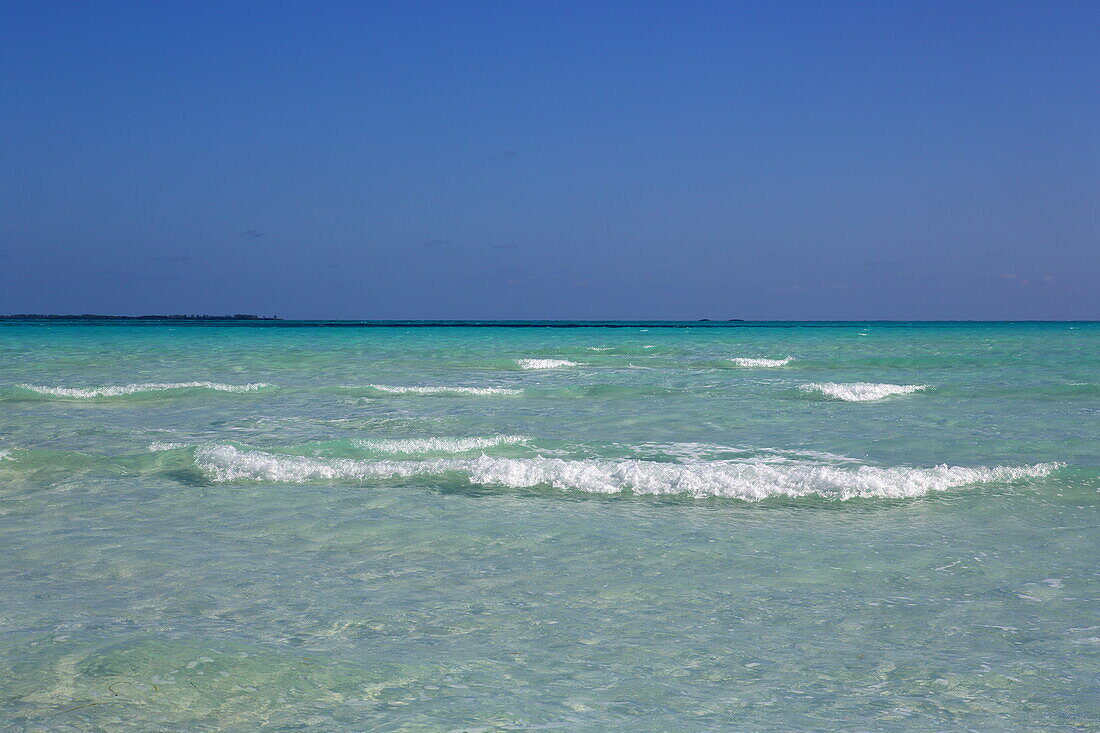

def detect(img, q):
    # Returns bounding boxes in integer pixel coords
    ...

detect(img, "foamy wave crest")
[516,358,579,369]
[19,382,270,398]
[363,385,522,396]
[148,442,190,452]
[630,442,860,465]
[352,435,529,454]
[195,445,1058,500]
[799,382,928,402]
[0,449,11,461]
[730,356,793,367]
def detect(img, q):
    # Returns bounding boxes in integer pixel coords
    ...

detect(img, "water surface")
[1,321,1097,730]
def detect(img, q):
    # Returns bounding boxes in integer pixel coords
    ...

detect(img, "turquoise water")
[1,321,1097,731]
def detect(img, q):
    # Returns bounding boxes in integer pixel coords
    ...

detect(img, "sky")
[1,1,1097,319]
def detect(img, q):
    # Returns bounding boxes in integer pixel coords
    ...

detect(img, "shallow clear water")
[1,321,1097,731]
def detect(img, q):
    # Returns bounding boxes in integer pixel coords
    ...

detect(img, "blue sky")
[1,1,1097,319]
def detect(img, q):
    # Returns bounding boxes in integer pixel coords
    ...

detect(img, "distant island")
[0,314,281,321]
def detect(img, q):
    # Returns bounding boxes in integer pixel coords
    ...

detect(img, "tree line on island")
[0,314,281,321]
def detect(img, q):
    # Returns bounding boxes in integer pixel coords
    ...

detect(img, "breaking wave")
[799,382,929,402]
[358,385,522,396]
[626,442,861,465]
[194,445,1058,501]
[17,382,270,398]
[352,435,529,454]
[730,357,793,367]
[148,442,190,452]
[515,358,579,369]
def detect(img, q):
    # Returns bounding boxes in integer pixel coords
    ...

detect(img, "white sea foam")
[148,442,190,452]
[19,382,270,398]
[586,347,613,351]
[195,445,1058,501]
[364,385,522,396]
[730,356,793,367]
[515,358,579,369]
[799,382,929,402]
[352,435,529,454]
[0,449,11,461]
[631,442,859,465]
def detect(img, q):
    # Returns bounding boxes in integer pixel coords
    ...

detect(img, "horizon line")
[1,315,1096,326]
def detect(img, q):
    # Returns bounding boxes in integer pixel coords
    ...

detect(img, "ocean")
[0,321,1097,730]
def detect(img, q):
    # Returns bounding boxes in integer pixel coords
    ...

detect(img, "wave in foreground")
[799,382,929,402]
[515,358,580,369]
[359,385,523,396]
[16,382,270,398]
[729,357,793,367]
[352,435,529,454]
[195,445,1058,500]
